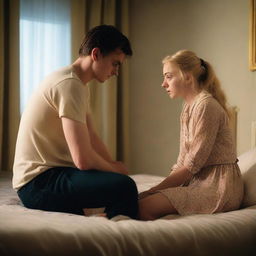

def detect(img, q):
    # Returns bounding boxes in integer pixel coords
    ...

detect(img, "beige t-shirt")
[13,65,90,190]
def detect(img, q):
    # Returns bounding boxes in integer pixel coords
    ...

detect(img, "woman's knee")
[138,199,156,221]
[138,193,177,220]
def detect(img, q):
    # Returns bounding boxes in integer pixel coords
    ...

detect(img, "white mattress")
[0,171,256,256]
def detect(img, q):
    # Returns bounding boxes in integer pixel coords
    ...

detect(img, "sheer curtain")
[19,0,71,112]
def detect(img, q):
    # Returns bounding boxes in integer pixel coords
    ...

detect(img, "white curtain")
[19,0,71,112]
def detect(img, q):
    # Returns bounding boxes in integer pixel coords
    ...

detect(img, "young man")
[13,25,138,219]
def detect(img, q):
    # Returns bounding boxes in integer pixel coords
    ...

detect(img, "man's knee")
[115,175,137,193]
[124,175,137,189]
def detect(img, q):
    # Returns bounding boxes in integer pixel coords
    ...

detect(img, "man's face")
[92,49,126,83]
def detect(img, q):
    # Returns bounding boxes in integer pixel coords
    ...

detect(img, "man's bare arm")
[61,117,125,174]
[86,114,128,174]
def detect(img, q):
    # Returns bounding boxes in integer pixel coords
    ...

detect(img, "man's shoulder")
[40,65,83,92]
[47,66,78,84]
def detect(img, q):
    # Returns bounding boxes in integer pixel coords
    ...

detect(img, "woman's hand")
[138,188,156,200]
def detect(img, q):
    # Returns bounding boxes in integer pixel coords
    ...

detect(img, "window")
[19,0,71,113]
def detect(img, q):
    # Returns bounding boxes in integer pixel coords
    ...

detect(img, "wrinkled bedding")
[0,171,256,256]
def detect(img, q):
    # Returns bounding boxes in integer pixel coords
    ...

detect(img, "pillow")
[238,148,256,207]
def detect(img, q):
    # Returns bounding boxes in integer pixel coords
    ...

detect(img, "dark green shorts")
[17,167,138,219]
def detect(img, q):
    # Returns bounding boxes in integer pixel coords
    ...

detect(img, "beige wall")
[129,0,256,176]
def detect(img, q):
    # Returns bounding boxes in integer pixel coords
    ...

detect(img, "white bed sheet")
[0,172,256,256]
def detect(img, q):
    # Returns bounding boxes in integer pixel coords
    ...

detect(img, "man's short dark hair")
[79,25,133,57]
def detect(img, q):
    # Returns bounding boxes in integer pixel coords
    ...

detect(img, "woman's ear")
[91,48,100,61]
[184,72,193,85]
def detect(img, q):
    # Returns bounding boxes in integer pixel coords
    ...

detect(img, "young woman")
[139,50,244,221]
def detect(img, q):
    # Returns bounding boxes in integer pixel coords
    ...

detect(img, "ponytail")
[198,59,231,119]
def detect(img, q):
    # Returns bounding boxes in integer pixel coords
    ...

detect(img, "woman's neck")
[184,89,202,106]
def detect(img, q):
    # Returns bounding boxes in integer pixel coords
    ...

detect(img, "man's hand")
[111,161,128,175]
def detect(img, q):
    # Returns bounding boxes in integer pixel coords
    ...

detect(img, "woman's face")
[162,62,186,99]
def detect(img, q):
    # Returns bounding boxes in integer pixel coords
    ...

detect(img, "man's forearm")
[86,114,114,163]
[90,132,113,162]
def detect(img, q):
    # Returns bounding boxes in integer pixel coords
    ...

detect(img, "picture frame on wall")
[249,0,256,71]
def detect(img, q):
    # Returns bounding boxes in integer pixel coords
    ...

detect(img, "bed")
[0,147,256,256]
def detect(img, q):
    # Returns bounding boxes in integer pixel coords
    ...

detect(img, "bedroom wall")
[129,0,256,175]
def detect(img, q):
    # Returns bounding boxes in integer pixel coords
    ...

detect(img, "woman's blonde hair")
[162,50,231,119]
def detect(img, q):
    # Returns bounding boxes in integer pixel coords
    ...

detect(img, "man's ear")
[91,48,100,61]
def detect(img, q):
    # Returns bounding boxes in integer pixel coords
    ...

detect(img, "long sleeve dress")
[159,91,244,215]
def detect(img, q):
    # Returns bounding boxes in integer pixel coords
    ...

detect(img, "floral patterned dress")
[159,91,244,215]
